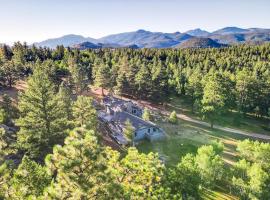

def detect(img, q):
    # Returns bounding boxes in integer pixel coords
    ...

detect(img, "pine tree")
[0,44,13,61]
[16,66,68,161]
[142,108,151,121]
[94,64,111,96]
[186,68,203,113]
[0,94,18,125]
[135,63,150,99]
[235,69,257,115]
[123,119,135,145]
[0,128,8,162]
[58,83,73,121]
[43,128,118,199]
[114,73,126,96]
[68,56,87,95]
[201,73,227,128]
[0,109,7,124]
[8,156,51,199]
[72,96,97,130]
[1,60,20,88]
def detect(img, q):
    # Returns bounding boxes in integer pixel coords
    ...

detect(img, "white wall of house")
[134,126,165,141]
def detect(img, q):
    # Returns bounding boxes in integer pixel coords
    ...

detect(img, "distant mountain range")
[34,27,270,49]
[73,41,139,50]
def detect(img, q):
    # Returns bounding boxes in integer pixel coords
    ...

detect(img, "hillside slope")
[177,37,226,48]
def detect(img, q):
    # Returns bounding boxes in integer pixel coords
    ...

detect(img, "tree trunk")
[101,87,104,96]
[8,76,12,88]
[211,121,213,129]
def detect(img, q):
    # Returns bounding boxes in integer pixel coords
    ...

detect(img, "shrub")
[169,111,177,124]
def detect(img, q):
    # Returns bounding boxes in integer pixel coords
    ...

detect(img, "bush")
[169,111,177,124]
[142,108,151,121]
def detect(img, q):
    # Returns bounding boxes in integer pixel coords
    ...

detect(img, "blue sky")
[0,0,270,44]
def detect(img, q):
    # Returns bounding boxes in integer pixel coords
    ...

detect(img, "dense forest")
[0,43,270,199]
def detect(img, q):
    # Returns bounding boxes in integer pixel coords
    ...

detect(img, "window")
[148,128,150,133]
[135,132,137,137]
[153,128,156,132]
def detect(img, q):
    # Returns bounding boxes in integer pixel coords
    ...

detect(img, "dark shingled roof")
[112,111,157,130]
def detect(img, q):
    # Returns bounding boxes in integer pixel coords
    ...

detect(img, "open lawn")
[137,118,249,166]
[201,188,239,200]
[167,95,270,136]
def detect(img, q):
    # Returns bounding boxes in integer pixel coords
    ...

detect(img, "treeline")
[1,43,270,122]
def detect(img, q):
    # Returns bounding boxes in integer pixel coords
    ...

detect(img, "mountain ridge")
[176,37,227,48]
[33,27,270,49]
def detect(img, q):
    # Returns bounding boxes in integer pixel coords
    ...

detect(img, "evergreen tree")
[58,83,73,121]
[123,119,135,145]
[12,42,27,66]
[114,73,127,96]
[0,94,17,124]
[135,63,150,99]
[201,73,227,128]
[0,161,13,199]
[95,65,111,96]
[0,109,7,124]
[8,156,51,199]
[1,60,20,88]
[68,56,87,95]
[72,96,97,130]
[0,44,13,61]
[43,128,119,199]
[0,128,8,163]
[112,148,164,199]
[142,108,151,121]
[16,66,68,161]
[236,69,257,115]
[186,68,203,113]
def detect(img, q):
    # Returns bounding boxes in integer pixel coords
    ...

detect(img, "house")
[102,96,142,117]
[98,96,166,144]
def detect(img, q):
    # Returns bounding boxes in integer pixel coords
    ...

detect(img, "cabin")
[98,96,166,144]
[102,96,142,117]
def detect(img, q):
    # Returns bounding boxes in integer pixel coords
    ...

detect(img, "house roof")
[112,111,157,131]
[103,96,142,111]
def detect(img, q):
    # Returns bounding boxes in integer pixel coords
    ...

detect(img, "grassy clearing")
[137,118,246,166]
[201,188,239,200]
[166,95,270,136]
[137,117,244,200]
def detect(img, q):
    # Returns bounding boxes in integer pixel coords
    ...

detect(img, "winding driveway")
[159,109,270,141]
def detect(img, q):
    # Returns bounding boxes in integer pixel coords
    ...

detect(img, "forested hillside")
[2,42,270,118]
[0,43,270,199]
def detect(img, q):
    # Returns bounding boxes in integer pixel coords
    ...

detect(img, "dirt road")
[154,108,270,141]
